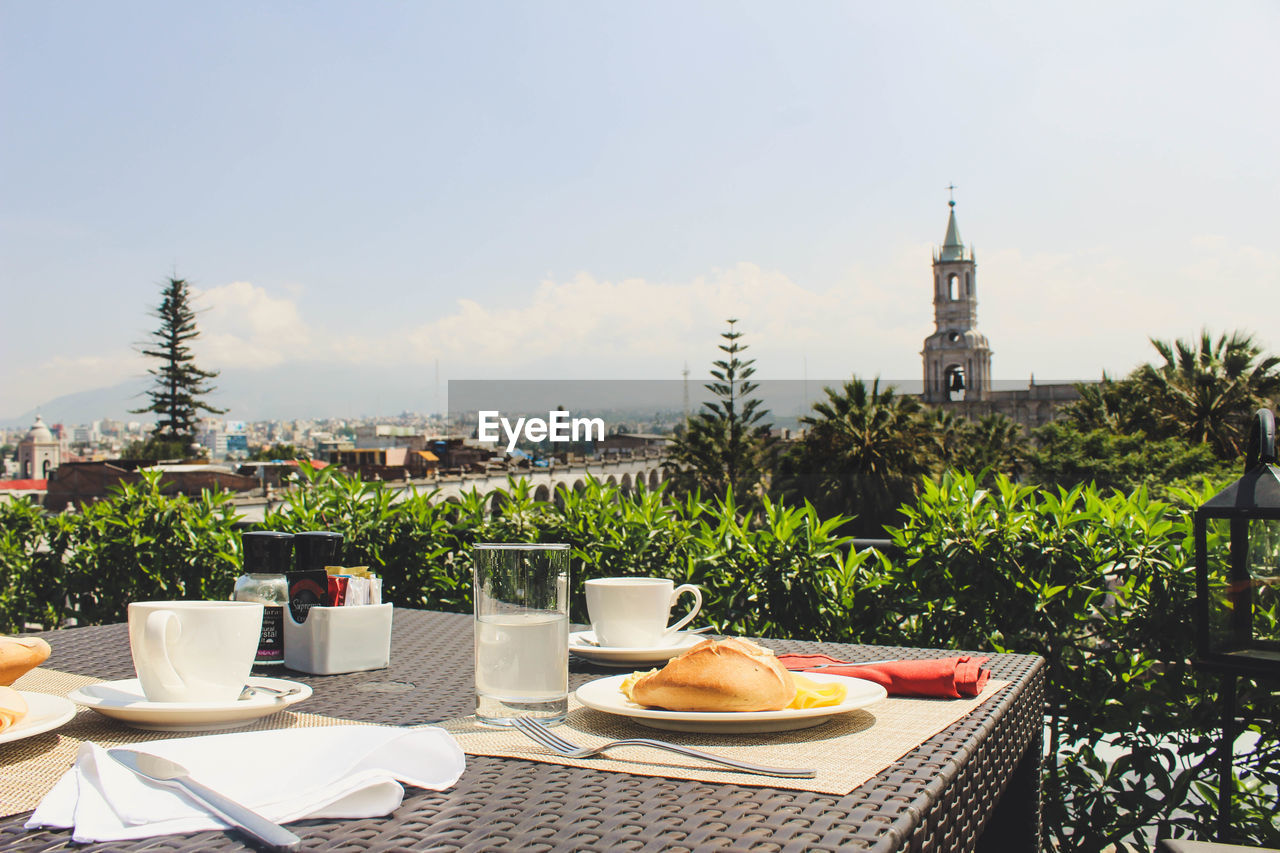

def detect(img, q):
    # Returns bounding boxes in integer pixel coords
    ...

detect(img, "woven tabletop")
[0,609,1044,853]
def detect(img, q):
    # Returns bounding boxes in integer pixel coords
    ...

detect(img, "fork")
[511,717,816,778]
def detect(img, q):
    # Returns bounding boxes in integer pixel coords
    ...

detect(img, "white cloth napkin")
[26,725,466,843]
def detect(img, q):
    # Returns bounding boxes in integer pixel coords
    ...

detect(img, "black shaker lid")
[293,530,344,572]
[241,530,294,573]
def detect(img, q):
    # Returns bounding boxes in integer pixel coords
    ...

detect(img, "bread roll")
[628,638,797,712]
[0,637,51,686]
[0,686,28,732]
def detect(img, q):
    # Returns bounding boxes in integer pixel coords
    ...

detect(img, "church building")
[920,197,1083,428]
[18,415,61,480]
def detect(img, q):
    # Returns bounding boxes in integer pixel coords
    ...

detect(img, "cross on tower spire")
[946,183,957,206]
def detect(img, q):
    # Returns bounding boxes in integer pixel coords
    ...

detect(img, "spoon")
[238,684,303,701]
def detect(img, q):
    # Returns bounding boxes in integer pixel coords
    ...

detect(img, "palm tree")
[924,406,967,472]
[1136,330,1280,459]
[1059,374,1154,434]
[778,377,934,533]
[951,412,1029,481]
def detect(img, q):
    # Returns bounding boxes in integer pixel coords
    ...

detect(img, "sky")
[3,1,1279,421]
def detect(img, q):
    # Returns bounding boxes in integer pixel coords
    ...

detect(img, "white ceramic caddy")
[283,603,393,675]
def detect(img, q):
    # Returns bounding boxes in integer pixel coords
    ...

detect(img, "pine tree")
[666,319,772,499]
[132,277,225,446]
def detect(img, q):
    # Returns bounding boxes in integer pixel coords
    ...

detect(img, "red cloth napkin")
[776,653,991,699]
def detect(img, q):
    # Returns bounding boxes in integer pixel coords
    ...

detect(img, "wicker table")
[2,609,1044,852]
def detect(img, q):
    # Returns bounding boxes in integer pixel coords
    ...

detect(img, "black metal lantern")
[1194,408,1280,678]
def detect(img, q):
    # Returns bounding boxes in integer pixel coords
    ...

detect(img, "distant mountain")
[6,370,940,429]
[3,378,151,429]
[2,365,445,427]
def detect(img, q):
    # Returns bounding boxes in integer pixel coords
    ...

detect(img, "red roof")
[0,479,47,491]
[283,459,329,470]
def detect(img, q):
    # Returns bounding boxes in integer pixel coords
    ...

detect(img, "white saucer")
[0,692,77,745]
[569,631,707,667]
[575,672,887,733]
[67,676,312,732]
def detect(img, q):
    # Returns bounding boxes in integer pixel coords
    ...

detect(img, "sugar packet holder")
[283,569,392,675]
[324,565,383,607]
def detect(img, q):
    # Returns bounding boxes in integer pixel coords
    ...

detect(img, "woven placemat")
[440,678,1009,795]
[1,668,362,818]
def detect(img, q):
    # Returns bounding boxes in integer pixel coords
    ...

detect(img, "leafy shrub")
[0,471,243,630]
[61,471,244,625]
[878,471,1278,850]
[0,497,68,632]
[1027,420,1231,495]
[262,467,479,612]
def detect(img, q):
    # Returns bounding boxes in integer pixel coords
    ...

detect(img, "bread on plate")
[0,637,50,686]
[622,638,798,712]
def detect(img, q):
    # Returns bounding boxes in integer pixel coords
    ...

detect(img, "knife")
[106,748,302,851]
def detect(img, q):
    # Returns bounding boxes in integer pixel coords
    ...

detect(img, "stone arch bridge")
[236,453,669,523]
[430,453,669,505]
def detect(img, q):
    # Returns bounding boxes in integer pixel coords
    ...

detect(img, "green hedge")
[0,471,242,630]
[1,466,1276,849]
[882,472,1277,850]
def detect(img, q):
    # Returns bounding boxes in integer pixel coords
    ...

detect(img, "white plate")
[574,672,888,733]
[569,631,707,667]
[67,676,312,732]
[0,692,77,745]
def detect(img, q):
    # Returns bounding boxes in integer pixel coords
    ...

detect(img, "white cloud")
[981,235,1280,380]
[397,263,864,379]
[191,281,313,369]
[10,238,1277,417]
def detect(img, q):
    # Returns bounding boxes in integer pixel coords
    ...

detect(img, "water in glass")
[475,610,568,723]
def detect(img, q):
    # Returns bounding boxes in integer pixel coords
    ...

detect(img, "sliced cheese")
[787,674,848,709]
[0,686,28,732]
[620,668,658,703]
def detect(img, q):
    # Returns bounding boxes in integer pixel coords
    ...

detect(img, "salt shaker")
[235,531,294,666]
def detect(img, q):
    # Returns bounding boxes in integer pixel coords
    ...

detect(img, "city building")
[70,421,100,447]
[427,438,492,471]
[327,447,439,479]
[314,435,355,459]
[196,426,227,457]
[597,433,672,454]
[354,424,426,451]
[44,461,257,511]
[0,478,47,504]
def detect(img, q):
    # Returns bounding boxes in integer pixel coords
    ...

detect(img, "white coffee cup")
[585,577,703,648]
[128,600,264,703]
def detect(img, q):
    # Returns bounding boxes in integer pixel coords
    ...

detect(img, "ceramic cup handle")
[664,584,703,636]
[143,609,186,695]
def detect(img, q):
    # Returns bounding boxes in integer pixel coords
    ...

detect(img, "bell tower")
[922,193,991,403]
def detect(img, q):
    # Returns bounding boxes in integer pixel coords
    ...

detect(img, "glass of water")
[472,543,570,726]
